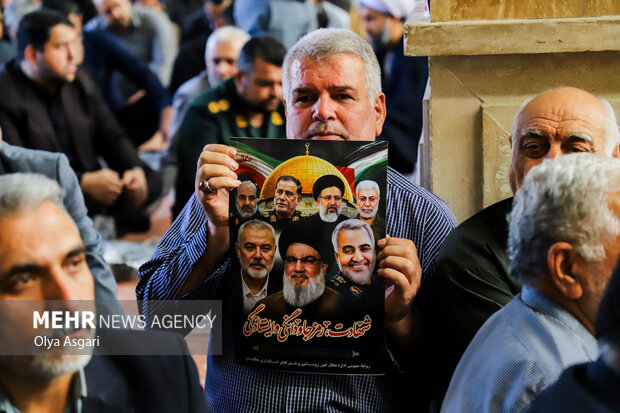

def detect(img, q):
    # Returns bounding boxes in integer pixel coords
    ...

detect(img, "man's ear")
[373,92,386,137]
[613,144,620,158]
[235,242,240,259]
[547,241,584,300]
[508,135,513,150]
[23,44,39,66]
[233,71,244,93]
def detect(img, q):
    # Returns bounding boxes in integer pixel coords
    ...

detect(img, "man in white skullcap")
[358,0,429,178]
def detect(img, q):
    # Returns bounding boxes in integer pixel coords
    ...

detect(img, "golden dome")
[260,144,354,204]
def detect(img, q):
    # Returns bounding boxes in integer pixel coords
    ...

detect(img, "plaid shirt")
[137,168,457,412]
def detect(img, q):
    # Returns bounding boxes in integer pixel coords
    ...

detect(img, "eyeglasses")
[359,196,377,203]
[319,195,341,202]
[276,189,296,199]
[284,256,320,266]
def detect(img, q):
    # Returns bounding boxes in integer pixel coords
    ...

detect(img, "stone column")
[406,0,620,221]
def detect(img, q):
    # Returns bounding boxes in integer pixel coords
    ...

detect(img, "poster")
[230,138,387,374]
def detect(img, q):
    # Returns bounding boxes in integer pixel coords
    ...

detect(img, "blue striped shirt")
[441,286,599,413]
[137,167,457,412]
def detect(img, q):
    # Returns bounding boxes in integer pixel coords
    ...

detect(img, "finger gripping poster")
[230,138,387,374]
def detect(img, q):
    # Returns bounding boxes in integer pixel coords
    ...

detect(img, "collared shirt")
[0,369,87,413]
[137,167,457,412]
[441,286,599,413]
[241,271,269,314]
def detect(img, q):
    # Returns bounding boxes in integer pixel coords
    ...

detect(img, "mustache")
[300,122,348,140]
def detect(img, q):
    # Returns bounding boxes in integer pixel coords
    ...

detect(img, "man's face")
[94,0,132,27]
[0,201,94,379]
[357,188,379,219]
[35,24,80,84]
[235,181,257,219]
[336,228,375,285]
[235,58,283,112]
[284,243,327,286]
[574,192,620,327]
[359,6,392,49]
[284,54,386,141]
[206,37,245,86]
[317,186,342,223]
[274,180,301,219]
[509,87,612,192]
[236,227,275,280]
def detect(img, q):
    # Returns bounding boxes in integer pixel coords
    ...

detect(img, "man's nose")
[252,247,262,259]
[45,268,81,301]
[312,96,336,122]
[353,249,363,261]
[546,144,563,159]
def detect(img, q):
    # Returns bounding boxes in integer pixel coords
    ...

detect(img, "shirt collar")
[241,271,269,298]
[521,285,596,344]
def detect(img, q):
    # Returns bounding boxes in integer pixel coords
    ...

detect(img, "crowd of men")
[0,0,619,412]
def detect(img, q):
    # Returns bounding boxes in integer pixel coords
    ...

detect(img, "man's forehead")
[287,242,319,256]
[290,54,365,89]
[321,186,342,194]
[340,228,371,242]
[358,188,377,195]
[241,227,274,243]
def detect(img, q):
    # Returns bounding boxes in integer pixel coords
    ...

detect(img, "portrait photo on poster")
[229,138,387,374]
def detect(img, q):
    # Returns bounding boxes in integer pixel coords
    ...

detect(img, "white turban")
[358,0,416,19]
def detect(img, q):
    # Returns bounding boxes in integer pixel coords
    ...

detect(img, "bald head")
[508,87,620,192]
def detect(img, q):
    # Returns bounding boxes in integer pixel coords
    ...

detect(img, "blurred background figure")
[359,0,428,177]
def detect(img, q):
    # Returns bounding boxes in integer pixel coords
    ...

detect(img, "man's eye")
[521,141,549,159]
[7,274,35,291]
[335,94,352,100]
[294,96,314,104]
[66,256,85,272]
[342,247,354,254]
[567,145,591,153]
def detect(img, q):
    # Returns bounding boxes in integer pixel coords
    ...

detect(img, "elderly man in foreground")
[137,28,456,412]
[441,153,620,412]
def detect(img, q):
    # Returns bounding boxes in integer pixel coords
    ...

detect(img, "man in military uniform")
[355,180,384,245]
[303,175,348,272]
[263,175,303,232]
[173,35,287,216]
[328,219,383,315]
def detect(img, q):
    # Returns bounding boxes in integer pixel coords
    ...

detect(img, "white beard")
[319,204,340,223]
[236,203,257,219]
[358,204,378,220]
[242,259,273,280]
[282,268,326,307]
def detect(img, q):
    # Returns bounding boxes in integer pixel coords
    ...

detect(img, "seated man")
[0,10,162,234]
[527,256,620,413]
[137,28,457,412]
[0,173,208,413]
[429,87,620,400]
[174,35,287,216]
[442,153,620,412]
[170,26,250,141]
[0,127,117,303]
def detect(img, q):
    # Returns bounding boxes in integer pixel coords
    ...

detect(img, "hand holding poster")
[230,138,387,374]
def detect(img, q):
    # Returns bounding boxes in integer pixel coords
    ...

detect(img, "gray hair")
[356,180,380,198]
[331,219,375,252]
[507,153,620,285]
[204,26,250,59]
[282,28,382,103]
[510,89,620,156]
[0,173,65,218]
[237,219,276,243]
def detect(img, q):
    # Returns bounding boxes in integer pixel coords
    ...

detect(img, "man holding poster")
[138,28,457,412]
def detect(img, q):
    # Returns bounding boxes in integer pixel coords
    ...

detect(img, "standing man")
[359,0,428,176]
[138,29,457,412]
[0,10,161,234]
[235,219,278,314]
[355,179,384,243]
[430,87,620,402]
[174,36,287,216]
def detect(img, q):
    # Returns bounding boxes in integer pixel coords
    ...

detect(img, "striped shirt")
[441,286,599,413]
[137,167,457,412]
